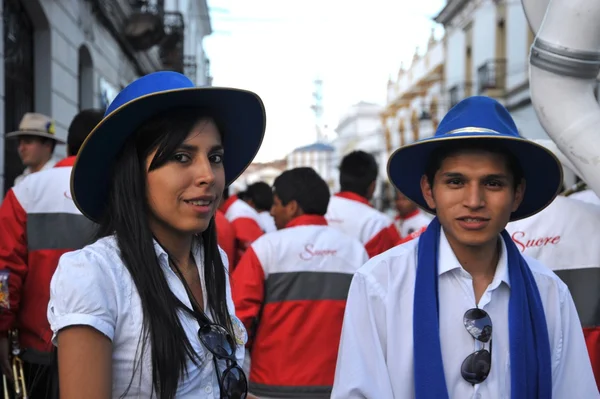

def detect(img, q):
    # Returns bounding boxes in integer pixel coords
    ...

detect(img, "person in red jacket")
[0,109,104,398]
[215,208,236,268]
[221,188,264,267]
[325,151,400,257]
[232,167,368,398]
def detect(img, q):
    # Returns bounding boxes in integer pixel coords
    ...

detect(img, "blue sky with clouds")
[204,0,446,162]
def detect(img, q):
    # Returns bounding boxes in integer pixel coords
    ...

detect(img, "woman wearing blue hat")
[47,71,266,399]
[331,96,599,399]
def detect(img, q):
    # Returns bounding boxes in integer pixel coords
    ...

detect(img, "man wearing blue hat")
[331,96,598,399]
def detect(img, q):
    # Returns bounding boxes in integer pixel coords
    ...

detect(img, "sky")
[203,0,446,163]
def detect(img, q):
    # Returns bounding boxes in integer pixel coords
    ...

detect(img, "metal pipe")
[525,0,600,198]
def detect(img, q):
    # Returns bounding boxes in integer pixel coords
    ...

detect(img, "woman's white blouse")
[47,236,247,398]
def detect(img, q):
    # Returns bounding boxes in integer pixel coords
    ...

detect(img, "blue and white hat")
[71,71,266,222]
[387,96,562,221]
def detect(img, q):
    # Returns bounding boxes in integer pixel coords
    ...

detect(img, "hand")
[0,335,12,382]
[247,395,259,399]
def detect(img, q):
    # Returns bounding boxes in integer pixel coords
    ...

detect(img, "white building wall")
[471,4,496,91]
[506,2,530,92]
[445,30,465,92]
[1,0,212,194]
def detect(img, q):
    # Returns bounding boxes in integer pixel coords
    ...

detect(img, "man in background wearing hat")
[331,96,597,399]
[6,113,65,186]
[0,109,104,398]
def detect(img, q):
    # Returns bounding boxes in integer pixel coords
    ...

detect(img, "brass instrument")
[3,330,28,399]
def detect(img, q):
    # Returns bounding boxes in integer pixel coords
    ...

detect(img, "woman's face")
[146,118,226,238]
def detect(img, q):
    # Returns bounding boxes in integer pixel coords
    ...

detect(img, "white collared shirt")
[48,236,246,398]
[13,156,59,186]
[331,230,598,399]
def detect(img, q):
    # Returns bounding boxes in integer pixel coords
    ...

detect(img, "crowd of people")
[0,71,598,398]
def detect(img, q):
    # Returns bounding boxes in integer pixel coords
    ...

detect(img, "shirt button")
[205,385,212,394]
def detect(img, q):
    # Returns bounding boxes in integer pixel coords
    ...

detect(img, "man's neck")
[446,231,500,280]
[29,160,48,173]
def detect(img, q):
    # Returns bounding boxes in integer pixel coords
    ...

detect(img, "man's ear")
[511,178,526,213]
[420,175,436,210]
[286,199,300,217]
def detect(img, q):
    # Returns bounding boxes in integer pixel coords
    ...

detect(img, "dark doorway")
[3,0,35,195]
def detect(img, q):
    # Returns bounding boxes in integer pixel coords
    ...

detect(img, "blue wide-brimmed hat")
[387,96,562,221]
[71,71,266,222]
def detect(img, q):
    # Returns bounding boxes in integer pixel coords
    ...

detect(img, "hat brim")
[387,133,563,222]
[71,87,266,223]
[5,131,66,144]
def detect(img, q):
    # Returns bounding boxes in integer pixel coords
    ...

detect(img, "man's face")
[17,136,52,168]
[420,149,525,249]
[270,194,295,230]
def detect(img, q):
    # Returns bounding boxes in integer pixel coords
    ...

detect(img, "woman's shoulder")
[56,235,126,282]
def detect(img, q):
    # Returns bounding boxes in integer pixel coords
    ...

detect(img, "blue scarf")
[413,217,552,398]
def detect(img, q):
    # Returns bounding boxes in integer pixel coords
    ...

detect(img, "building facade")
[229,159,287,194]
[331,101,389,208]
[434,0,576,187]
[380,29,445,206]
[0,0,212,195]
[383,30,445,152]
[286,142,335,191]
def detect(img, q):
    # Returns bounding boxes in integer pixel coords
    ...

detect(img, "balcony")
[183,55,197,83]
[89,0,162,74]
[477,59,507,97]
[448,82,474,108]
[159,11,185,73]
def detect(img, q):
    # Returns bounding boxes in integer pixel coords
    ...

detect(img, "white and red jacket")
[394,209,432,238]
[0,156,96,353]
[506,195,600,389]
[221,195,264,267]
[325,192,400,258]
[231,214,368,398]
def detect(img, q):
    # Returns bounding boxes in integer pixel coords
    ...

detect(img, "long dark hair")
[95,107,234,399]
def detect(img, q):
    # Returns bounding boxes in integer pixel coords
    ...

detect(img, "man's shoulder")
[523,255,569,295]
[355,239,419,291]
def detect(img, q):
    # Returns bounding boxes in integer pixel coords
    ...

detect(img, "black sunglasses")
[170,259,249,399]
[197,323,248,399]
[461,308,493,385]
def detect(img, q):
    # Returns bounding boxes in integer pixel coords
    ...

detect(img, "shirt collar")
[438,228,510,288]
[286,214,328,228]
[152,238,204,270]
[335,191,371,206]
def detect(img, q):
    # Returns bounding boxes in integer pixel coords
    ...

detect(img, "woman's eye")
[173,153,191,163]
[210,154,224,164]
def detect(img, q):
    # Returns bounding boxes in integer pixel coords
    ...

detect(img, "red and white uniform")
[232,214,368,398]
[326,192,400,258]
[257,211,277,234]
[570,189,600,206]
[215,209,236,267]
[221,195,264,266]
[506,195,600,389]
[0,156,96,353]
[395,209,433,238]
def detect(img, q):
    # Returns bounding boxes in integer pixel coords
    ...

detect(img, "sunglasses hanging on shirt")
[170,258,248,399]
[461,307,493,385]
